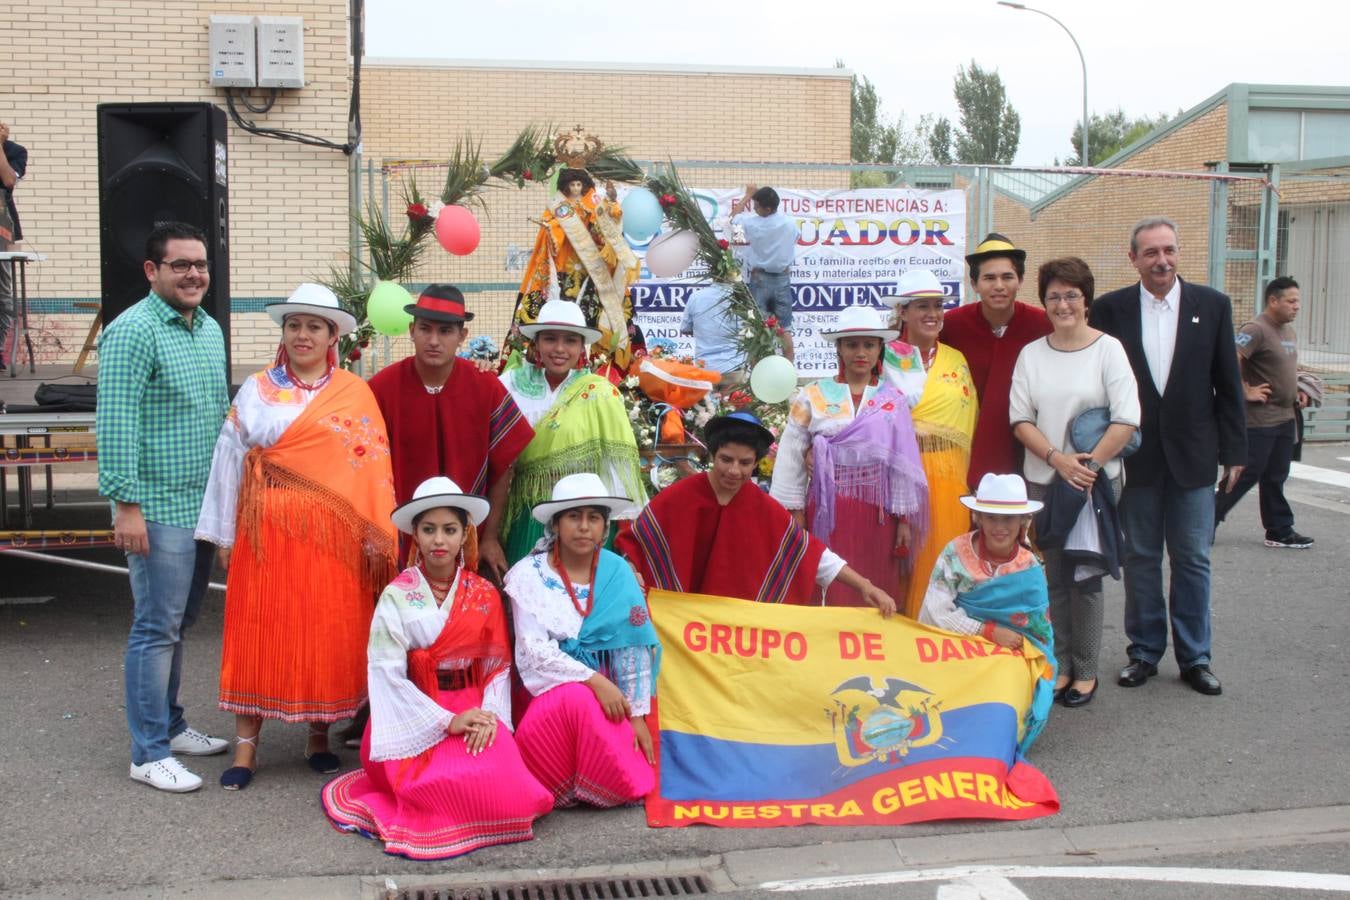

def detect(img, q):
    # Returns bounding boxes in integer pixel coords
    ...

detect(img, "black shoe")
[1117,659,1157,687]
[1053,683,1069,703]
[1182,665,1222,695]
[1265,530,1313,549]
[1062,679,1098,708]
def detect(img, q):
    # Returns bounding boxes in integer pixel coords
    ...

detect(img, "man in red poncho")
[369,284,534,579]
[615,412,896,613]
[942,234,1052,488]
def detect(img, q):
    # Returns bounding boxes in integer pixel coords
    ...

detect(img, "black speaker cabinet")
[97,102,230,373]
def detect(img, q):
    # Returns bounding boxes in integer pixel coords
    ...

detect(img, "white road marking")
[1337,456,1350,463]
[759,864,1350,893]
[1289,462,1350,489]
[935,874,1031,899]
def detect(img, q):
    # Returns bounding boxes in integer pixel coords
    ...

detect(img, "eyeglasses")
[1044,291,1085,306]
[155,259,210,274]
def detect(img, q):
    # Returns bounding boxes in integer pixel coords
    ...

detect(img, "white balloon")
[645,230,700,278]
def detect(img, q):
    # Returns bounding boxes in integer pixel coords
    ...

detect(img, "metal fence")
[355,157,1348,370]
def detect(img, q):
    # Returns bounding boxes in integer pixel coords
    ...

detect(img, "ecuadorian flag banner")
[645,591,1059,828]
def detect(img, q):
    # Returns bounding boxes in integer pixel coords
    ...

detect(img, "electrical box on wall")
[256,16,305,89]
[208,16,257,87]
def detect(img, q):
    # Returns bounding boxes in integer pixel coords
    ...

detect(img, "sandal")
[305,724,340,774]
[220,735,258,791]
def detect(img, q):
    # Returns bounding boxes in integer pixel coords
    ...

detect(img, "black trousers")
[1215,419,1296,536]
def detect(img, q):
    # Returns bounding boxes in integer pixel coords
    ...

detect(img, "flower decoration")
[406,201,430,223]
[659,193,678,209]
[717,238,730,250]
[764,316,778,329]
[628,606,649,626]
[457,334,500,362]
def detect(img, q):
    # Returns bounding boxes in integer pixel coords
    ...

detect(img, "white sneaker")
[130,756,203,793]
[170,727,229,756]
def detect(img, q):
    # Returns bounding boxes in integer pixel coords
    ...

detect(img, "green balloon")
[367,281,414,336]
[750,355,798,404]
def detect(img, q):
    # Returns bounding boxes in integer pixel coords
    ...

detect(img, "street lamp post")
[997,2,1089,166]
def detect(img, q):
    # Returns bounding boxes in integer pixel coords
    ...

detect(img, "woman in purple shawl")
[770,306,928,606]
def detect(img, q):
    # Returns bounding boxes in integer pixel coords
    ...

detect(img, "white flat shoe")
[130,757,203,793]
[170,727,229,756]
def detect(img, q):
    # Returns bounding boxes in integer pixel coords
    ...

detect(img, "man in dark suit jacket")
[1088,217,1245,696]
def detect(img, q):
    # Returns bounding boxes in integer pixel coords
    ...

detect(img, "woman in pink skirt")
[321,477,553,860]
[505,473,661,808]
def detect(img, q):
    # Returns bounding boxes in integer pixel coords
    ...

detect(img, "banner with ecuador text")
[644,591,1059,828]
[627,188,966,378]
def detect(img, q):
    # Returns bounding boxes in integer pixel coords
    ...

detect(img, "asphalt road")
[3,444,1348,897]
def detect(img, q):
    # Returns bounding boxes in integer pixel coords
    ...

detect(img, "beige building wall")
[354,60,852,365]
[12,44,850,368]
[1002,104,1230,311]
[11,0,354,370]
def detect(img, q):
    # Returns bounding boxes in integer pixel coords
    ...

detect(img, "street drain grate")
[393,873,711,900]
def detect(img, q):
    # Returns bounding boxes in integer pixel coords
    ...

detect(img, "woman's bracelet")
[981,620,997,641]
[1045,447,1057,464]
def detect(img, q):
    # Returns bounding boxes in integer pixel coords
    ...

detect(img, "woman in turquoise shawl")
[499,299,645,566]
[918,474,1056,753]
[504,473,661,808]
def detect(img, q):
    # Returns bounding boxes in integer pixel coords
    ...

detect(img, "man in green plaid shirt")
[97,222,230,793]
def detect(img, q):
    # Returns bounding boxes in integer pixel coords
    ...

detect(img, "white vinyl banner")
[628,188,966,378]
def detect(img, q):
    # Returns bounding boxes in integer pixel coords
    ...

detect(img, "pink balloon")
[435,205,480,256]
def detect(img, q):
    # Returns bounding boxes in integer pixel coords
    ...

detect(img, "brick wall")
[10,0,353,368]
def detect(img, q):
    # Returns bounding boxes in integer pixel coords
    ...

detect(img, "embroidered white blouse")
[504,552,654,716]
[195,367,328,547]
[366,567,512,761]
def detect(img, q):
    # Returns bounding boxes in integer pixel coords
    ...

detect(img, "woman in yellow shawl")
[883,270,978,619]
[195,284,398,790]
[510,168,642,373]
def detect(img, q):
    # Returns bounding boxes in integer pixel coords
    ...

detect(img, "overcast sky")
[366,0,1349,166]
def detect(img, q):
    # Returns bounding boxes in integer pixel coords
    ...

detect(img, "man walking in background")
[732,185,798,361]
[1215,276,1312,549]
[1090,217,1246,697]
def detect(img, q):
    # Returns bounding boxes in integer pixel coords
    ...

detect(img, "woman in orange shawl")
[883,270,979,618]
[195,284,397,790]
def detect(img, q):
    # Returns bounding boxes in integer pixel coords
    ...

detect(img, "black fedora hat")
[405,284,475,323]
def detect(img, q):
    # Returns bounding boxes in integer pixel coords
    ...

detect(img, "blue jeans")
[1119,476,1214,670]
[748,270,794,327]
[124,522,214,764]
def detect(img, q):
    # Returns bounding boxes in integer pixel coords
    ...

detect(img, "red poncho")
[940,301,1051,487]
[615,473,826,605]
[368,358,534,504]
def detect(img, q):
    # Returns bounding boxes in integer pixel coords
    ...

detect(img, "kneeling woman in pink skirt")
[322,477,553,859]
[505,473,662,808]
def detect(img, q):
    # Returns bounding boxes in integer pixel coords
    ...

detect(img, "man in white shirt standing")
[1089,217,1246,697]
[731,185,798,361]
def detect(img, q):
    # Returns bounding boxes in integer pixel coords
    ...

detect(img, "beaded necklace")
[551,546,598,618]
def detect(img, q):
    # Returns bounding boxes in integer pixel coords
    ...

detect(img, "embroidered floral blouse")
[195,366,334,547]
[771,378,888,511]
[505,552,654,715]
[366,567,512,761]
[919,532,1040,635]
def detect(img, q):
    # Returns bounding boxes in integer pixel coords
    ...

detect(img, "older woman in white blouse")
[1010,257,1140,709]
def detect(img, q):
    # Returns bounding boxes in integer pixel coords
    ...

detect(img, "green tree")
[1067,108,1178,165]
[950,61,1020,164]
[929,117,954,164]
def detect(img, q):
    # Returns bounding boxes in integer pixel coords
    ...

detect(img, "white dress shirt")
[1139,278,1181,393]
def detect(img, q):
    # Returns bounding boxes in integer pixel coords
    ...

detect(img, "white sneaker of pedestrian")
[130,756,203,793]
[170,727,229,756]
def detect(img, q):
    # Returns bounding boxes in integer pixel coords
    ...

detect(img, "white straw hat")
[519,299,603,345]
[532,472,633,524]
[391,476,491,534]
[266,282,358,336]
[959,473,1044,515]
[883,269,947,309]
[820,305,899,342]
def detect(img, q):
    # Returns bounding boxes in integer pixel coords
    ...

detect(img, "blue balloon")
[621,188,664,242]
